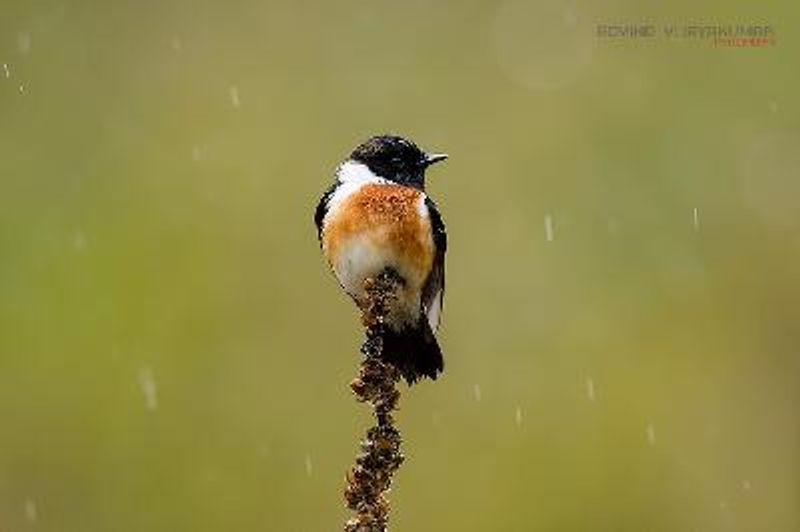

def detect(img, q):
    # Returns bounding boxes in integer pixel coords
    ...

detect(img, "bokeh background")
[1,1,798,530]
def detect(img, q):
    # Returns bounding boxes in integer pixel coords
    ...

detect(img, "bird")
[315,135,448,384]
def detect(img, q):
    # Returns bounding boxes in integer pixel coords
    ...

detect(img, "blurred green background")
[1,1,798,530]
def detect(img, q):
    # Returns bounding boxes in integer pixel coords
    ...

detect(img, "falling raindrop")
[137,367,158,411]
[229,85,241,108]
[72,230,87,251]
[2,63,9,78]
[646,423,656,446]
[692,207,700,231]
[514,406,523,427]
[24,499,37,522]
[472,383,482,402]
[544,213,554,242]
[191,146,203,162]
[585,377,596,402]
[17,31,31,54]
[305,454,313,476]
[18,84,25,95]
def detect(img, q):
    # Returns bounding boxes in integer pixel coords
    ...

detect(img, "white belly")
[332,231,423,326]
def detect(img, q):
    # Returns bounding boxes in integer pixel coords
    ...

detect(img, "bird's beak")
[423,153,448,167]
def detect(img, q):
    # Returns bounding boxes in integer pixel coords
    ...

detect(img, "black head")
[350,135,447,189]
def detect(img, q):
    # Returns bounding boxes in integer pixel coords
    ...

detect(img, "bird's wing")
[314,182,337,244]
[421,196,446,332]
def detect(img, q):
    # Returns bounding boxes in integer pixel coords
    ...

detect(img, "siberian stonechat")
[315,135,448,383]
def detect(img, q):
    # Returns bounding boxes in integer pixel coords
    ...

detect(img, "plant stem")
[344,270,405,532]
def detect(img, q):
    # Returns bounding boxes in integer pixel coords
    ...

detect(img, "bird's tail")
[379,317,444,385]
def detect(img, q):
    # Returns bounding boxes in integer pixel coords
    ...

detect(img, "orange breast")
[323,184,433,283]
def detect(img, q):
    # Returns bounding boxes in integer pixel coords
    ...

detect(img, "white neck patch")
[336,160,386,186]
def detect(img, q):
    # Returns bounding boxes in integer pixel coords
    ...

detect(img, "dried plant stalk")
[344,270,405,532]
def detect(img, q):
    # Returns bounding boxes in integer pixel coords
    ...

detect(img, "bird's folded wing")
[421,197,446,332]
